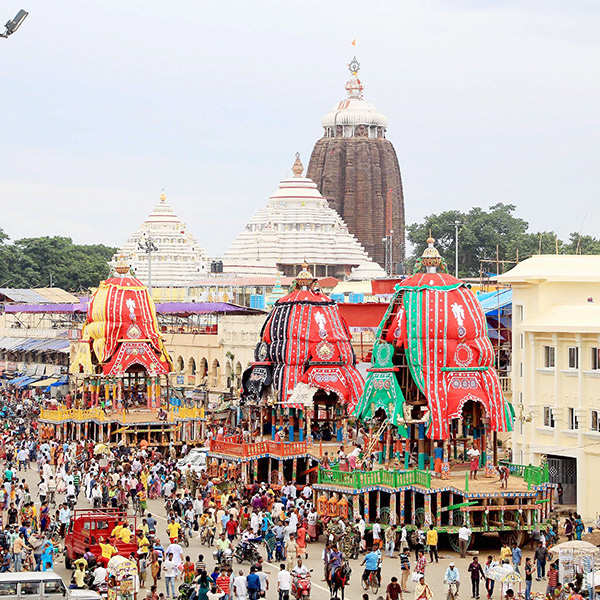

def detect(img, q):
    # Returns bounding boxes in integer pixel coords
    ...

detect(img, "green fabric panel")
[403,290,426,394]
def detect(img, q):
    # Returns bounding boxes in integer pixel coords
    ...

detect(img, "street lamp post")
[138,234,158,295]
[382,230,394,277]
[454,220,460,278]
[0,9,28,39]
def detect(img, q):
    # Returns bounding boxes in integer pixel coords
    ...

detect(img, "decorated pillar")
[253,459,258,483]
[411,490,416,524]
[277,459,283,485]
[404,439,410,470]
[449,492,454,525]
[352,495,360,520]
[399,490,405,524]
[376,491,381,518]
[298,408,304,442]
[292,457,297,481]
[288,408,295,442]
[436,492,442,526]
[146,376,153,409]
[267,458,272,484]
[418,424,426,470]
[390,492,397,526]
[424,494,432,526]
[363,492,369,523]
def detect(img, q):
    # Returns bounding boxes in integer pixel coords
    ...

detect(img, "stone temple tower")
[307,57,405,270]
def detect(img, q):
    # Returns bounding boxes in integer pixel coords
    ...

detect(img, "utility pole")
[138,234,158,295]
[454,220,460,278]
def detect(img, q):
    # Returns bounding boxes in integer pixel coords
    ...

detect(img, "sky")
[1,0,599,255]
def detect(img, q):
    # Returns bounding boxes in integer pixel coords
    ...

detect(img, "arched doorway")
[176,356,184,373]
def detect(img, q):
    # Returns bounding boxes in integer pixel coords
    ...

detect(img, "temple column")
[376,491,381,519]
[363,492,369,523]
[271,406,276,440]
[411,491,416,524]
[277,459,283,485]
[267,459,272,484]
[292,458,297,481]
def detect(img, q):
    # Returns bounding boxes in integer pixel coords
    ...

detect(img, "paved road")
[17,464,552,600]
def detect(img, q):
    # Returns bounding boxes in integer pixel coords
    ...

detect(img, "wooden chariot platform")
[39,407,205,447]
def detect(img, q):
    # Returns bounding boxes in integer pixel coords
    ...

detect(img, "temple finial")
[292,153,304,177]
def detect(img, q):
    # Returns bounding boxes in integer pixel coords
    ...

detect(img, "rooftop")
[498,255,600,283]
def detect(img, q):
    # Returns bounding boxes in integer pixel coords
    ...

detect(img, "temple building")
[222,155,385,280]
[112,193,210,289]
[307,57,405,270]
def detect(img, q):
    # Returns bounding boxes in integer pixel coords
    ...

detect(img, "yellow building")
[499,255,600,522]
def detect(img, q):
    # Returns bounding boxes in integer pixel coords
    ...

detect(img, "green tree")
[405,204,578,277]
[0,233,115,291]
[407,203,530,277]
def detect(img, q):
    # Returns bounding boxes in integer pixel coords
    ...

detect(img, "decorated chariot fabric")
[81,275,172,375]
[356,270,513,439]
[249,283,364,408]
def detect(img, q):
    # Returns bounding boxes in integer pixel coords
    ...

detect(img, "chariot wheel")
[499,530,527,548]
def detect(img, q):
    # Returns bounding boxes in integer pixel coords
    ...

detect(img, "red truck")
[65,508,138,569]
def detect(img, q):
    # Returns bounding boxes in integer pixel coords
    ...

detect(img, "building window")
[520,362,523,377]
[592,347,600,370]
[543,406,555,428]
[568,347,579,369]
[517,305,524,322]
[520,334,524,350]
[591,410,600,432]
[568,407,578,430]
[544,346,555,368]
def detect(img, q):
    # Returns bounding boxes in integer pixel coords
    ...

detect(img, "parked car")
[176,448,208,474]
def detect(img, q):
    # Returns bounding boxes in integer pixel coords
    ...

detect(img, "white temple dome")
[112,193,210,288]
[222,154,385,280]
[320,56,388,137]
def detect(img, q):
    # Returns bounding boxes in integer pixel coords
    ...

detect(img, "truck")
[64,508,138,569]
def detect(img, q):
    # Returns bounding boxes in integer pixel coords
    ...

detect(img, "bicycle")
[361,571,380,595]
[446,581,459,600]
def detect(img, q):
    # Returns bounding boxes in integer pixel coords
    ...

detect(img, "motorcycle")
[213,548,233,568]
[234,541,261,564]
[178,584,194,600]
[199,525,215,547]
[291,571,312,600]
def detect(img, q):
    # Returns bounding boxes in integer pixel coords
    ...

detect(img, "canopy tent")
[477,288,512,316]
[29,377,60,388]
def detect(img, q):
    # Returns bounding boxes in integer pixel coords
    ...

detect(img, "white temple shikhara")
[112,193,210,288]
[222,155,385,279]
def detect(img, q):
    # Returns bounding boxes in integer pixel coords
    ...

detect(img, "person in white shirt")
[277,564,291,600]
[301,485,312,500]
[233,570,248,600]
[163,553,178,599]
[458,525,472,558]
[372,518,382,548]
[291,558,308,576]
[92,564,108,587]
[356,517,366,551]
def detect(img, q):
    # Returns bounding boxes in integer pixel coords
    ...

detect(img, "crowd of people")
[0,392,592,600]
